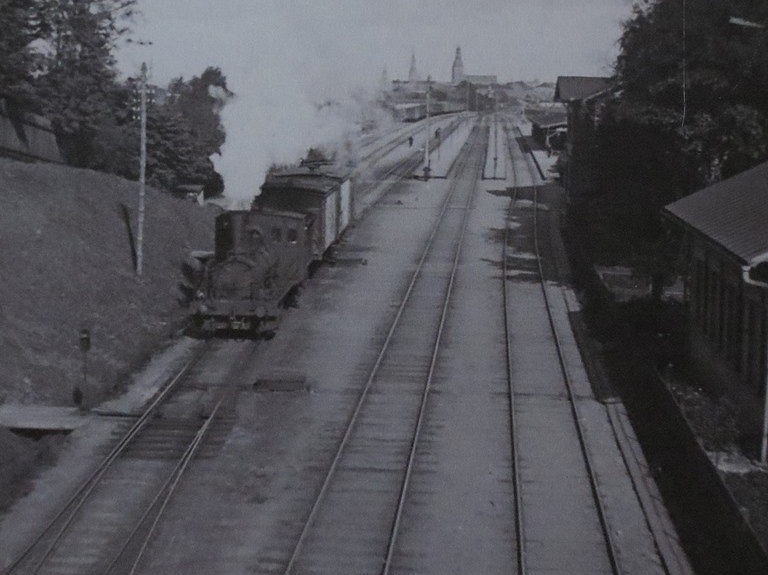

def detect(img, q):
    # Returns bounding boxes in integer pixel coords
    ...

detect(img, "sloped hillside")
[0,157,218,407]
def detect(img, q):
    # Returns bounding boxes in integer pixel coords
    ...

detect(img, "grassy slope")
[0,157,218,407]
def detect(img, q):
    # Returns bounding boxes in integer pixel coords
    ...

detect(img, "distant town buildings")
[388,46,498,89]
[379,47,556,121]
[451,46,497,86]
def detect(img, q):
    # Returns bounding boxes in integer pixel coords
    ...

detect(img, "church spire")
[452,46,464,84]
[408,51,418,83]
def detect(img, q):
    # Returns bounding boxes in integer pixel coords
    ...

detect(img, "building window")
[745,300,765,392]
[726,285,742,372]
[271,227,282,243]
[717,275,726,352]
[708,269,719,340]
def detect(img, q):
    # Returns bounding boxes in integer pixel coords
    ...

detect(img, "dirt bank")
[0,157,218,507]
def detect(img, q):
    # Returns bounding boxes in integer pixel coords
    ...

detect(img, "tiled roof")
[554,76,612,102]
[664,161,768,264]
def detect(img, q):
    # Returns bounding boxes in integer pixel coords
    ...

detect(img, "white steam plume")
[207,6,390,207]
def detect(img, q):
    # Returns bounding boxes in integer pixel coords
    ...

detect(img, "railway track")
[2,340,256,575]
[353,114,468,201]
[501,119,689,575]
[0,114,695,575]
[503,121,621,575]
[357,112,467,168]
[280,118,487,574]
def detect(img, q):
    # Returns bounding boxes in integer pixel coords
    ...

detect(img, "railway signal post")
[76,328,91,411]
[423,76,432,181]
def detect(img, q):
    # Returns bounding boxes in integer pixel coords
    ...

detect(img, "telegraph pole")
[493,96,498,179]
[423,75,432,180]
[136,62,147,278]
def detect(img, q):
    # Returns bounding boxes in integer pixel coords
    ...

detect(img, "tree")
[33,0,137,165]
[615,0,768,182]
[0,1,230,197]
[162,68,232,196]
[0,0,39,112]
[580,0,768,295]
[166,67,233,157]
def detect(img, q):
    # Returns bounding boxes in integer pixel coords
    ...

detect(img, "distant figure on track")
[408,136,414,147]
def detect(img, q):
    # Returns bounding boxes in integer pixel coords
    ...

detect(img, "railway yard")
[0,113,699,574]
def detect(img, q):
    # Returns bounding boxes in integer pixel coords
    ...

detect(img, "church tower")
[408,51,418,83]
[452,46,464,84]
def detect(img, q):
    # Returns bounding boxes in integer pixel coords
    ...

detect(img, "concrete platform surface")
[0,405,90,431]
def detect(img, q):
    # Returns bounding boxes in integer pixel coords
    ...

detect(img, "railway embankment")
[562,218,768,575]
[0,157,217,510]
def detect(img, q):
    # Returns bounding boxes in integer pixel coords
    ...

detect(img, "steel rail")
[358,121,428,164]
[282,120,485,575]
[2,343,209,575]
[101,342,253,575]
[513,125,624,575]
[602,402,679,575]
[355,115,468,199]
[380,117,487,575]
[123,393,229,575]
[517,115,676,575]
[359,112,466,165]
[501,118,528,575]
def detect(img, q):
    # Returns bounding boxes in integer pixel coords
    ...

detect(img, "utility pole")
[466,82,470,112]
[136,62,148,278]
[423,75,432,180]
[77,329,90,411]
[493,96,498,179]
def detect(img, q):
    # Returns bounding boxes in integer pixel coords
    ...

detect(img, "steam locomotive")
[189,165,352,337]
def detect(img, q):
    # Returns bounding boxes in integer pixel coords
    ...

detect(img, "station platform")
[0,405,91,432]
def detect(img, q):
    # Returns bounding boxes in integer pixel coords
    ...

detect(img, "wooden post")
[137,62,147,277]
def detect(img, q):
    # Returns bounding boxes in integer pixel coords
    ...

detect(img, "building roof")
[554,76,612,103]
[260,167,345,197]
[464,74,497,85]
[664,161,768,265]
[525,108,567,129]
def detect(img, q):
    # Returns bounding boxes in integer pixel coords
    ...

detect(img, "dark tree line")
[581,0,768,285]
[607,0,768,191]
[0,0,232,196]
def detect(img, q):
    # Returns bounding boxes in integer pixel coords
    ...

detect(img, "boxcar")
[256,167,352,260]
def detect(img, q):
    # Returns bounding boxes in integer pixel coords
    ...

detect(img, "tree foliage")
[152,68,233,196]
[0,0,40,111]
[613,0,768,185]
[167,67,232,157]
[0,0,230,196]
[32,0,137,165]
[583,0,768,290]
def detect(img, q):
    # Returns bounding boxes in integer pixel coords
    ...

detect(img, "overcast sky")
[116,0,637,201]
[118,0,635,87]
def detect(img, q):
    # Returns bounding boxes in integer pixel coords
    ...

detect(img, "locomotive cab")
[192,209,311,337]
